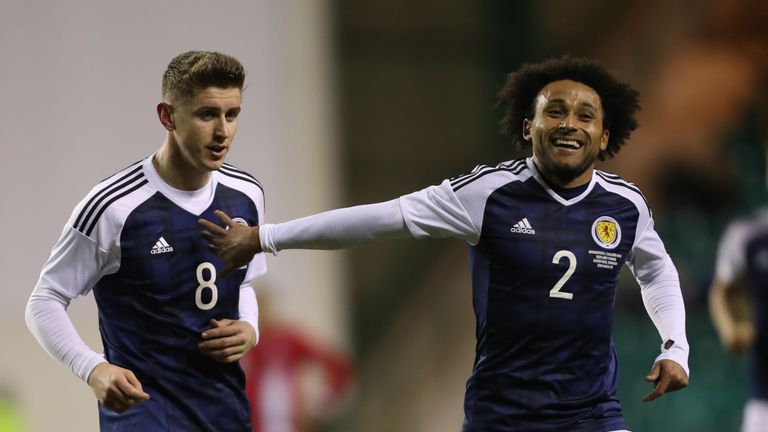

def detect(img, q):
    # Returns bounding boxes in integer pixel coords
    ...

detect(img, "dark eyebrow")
[193,105,241,114]
[545,98,598,111]
[194,106,221,113]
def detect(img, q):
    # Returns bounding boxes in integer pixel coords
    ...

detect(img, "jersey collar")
[526,158,596,206]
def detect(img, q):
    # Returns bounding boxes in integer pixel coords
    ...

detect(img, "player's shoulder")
[215,163,264,195]
[72,158,153,237]
[724,206,768,239]
[448,158,531,193]
[593,169,651,216]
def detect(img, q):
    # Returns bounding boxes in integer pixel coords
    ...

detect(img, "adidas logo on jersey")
[151,237,174,254]
[510,218,535,234]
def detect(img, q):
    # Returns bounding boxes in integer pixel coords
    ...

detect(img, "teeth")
[554,139,581,149]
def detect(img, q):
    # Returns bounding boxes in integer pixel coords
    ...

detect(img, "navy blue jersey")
[39,156,266,431]
[715,208,768,401]
[400,158,682,431]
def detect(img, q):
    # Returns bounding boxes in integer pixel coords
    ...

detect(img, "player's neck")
[154,138,211,191]
[532,159,594,189]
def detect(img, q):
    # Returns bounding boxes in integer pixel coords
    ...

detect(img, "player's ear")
[522,119,532,141]
[600,129,609,151]
[157,102,175,131]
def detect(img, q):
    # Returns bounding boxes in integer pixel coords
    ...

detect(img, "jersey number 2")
[196,262,219,310]
[550,250,575,300]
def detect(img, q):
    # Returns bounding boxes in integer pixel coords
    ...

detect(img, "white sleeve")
[260,199,411,254]
[238,284,259,343]
[714,220,747,284]
[25,225,120,382]
[237,179,265,338]
[626,218,690,377]
[399,179,480,244]
[260,179,480,254]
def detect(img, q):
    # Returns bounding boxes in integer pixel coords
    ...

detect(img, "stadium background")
[1,0,766,430]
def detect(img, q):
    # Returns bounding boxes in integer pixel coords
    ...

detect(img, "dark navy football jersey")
[42,156,266,431]
[400,158,681,432]
[715,208,768,401]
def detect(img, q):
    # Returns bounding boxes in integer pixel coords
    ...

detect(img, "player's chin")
[203,159,226,171]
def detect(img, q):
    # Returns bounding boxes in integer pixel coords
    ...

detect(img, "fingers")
[643,373,671,402]
[207,318,229,328]
[199,320,255,362]
[200,332,247,349]
[199,334,248,363]
[214,210,235,227]
[200,334,247,349]
[642,360,688,402]
[91,365,150,413]
[121,371,150,401]
[198,218,228,236]
[200,344,248,363]
[644,362,660,383]
[204,318,234,333]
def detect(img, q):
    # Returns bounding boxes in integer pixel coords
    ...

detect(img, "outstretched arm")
[200,180,480,275]
[200,199,410,276]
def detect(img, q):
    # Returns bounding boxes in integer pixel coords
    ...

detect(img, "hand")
[721,321,754,354]
[87,362,150,413]
[199,210,261,277]
[199,319,257,363]
[642,359,688,402]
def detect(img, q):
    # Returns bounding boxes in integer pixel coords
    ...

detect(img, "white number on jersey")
[550,250,576,300]
[195,262,219,310]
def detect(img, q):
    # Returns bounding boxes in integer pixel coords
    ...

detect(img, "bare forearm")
[709,279,736,339]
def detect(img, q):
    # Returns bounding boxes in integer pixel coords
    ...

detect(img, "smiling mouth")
[552,137,583,150]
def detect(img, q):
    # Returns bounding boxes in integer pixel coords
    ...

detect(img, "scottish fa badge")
[591,216,621,249]
[231,217,249,227]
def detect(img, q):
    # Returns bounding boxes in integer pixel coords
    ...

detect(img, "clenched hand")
[198,318,257,363]
[87,362,150,413]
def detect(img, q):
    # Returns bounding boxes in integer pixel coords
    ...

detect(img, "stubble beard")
[538,150,597,187]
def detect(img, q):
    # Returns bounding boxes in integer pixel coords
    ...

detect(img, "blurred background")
[1,0,767,431]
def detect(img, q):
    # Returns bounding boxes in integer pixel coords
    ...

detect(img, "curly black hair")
[497,56,640,160]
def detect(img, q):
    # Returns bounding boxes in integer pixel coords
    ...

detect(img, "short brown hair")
[162,51,245,102]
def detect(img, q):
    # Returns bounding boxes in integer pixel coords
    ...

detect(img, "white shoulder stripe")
[595,171,650,217]
[450,159,527,192]
[74,161,150,236]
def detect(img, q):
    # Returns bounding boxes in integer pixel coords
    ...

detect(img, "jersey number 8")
[196,262,219,310]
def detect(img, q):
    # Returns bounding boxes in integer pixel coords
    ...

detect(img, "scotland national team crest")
[591,216,621,249]
[231,217,249,228]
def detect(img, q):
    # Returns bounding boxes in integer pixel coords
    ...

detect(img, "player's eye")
[546,109,563,117]
[197,110,218,120]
